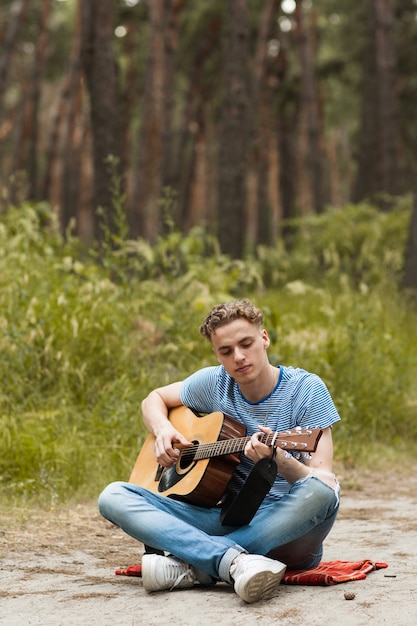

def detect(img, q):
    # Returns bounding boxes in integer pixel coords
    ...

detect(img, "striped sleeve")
[291,371,340,429]
[179,366,221,414]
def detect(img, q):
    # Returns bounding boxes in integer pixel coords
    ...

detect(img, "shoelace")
[167,561,195,590]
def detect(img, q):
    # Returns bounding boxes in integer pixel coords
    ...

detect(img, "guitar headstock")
[267,427,323,453]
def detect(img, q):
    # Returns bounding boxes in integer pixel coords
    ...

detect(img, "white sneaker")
[141,554,197,592]
[231,554,286,603]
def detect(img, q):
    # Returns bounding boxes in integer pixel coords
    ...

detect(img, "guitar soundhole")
[158,442,199,492]
[178,441,198,470]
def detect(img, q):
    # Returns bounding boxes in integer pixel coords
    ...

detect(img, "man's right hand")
[153,426,192,467]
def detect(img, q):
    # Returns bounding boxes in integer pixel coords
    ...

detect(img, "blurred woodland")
[0,0,416,285]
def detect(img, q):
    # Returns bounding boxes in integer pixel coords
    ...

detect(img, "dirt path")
[1,468,417,626]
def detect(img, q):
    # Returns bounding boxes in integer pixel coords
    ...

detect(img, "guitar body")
[129,406,246,507]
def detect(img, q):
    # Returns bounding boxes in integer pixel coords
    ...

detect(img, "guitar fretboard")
[179,428,320,461]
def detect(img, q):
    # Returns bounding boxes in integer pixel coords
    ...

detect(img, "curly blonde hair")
[200,299,263,341]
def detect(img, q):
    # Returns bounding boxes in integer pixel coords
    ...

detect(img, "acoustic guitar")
[129,405,323,508]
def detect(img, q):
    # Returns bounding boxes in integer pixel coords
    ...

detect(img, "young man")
[98,299,340,603]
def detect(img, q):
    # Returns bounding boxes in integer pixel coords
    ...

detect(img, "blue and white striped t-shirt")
[179,364,341,502]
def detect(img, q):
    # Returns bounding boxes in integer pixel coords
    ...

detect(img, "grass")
[1,199,416,506]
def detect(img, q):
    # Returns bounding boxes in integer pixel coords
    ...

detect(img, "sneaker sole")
[235,566,286,603]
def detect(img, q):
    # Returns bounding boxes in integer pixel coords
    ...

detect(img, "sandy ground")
[1,467,417,626]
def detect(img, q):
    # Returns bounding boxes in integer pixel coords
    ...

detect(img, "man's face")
[210,318,270,385]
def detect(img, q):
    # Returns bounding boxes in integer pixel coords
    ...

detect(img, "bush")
[1,200,416,503]
[257,197,412,289]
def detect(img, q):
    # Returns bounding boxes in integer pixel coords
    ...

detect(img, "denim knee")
[97,481,124,520]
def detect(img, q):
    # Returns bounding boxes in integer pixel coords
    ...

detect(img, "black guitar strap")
[220,453,277,526]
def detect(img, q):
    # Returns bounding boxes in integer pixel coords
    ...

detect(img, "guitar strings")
[177,429,313,462]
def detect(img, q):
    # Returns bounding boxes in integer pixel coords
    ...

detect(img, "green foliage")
[1,200,416,504]
[257,198,412,290]
[261,283,417,464]
[0,201,255,502]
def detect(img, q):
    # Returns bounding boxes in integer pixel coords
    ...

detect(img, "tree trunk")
[294,0,325,214]
[0,0,32,108]
[250,0,280,247]
[352,3,377,203]
[60,69,83,237]
[373,0,398,201]
[273,44,298,242]
[130,0,165,241]
[41,49,80,209]
[80,0,122,241]
[217,0,250,259]
[27,0,52,200]
[174,14,221,232]
[353,0,398,206]
[118,9,139,179]
[0,0,32,196]
[278,109,298,246]
[160,0,186,226]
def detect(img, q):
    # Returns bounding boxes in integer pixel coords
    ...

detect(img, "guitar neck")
[186,428,321,460]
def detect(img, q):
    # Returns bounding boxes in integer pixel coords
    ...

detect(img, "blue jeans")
[98,474,339,584]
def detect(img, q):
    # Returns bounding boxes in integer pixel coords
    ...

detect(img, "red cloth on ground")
[115,559,388,585]
[282,560,388,585]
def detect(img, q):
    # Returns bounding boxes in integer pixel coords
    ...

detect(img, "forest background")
[1,0,417,506]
